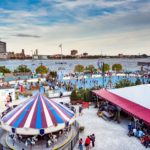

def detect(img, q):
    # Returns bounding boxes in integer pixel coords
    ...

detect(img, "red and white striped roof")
[1,93,75,135]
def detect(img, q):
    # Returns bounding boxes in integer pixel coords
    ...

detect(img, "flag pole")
[61,44,62,60]
[59,44,62,60]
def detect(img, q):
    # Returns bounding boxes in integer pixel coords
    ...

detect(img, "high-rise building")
[0,41,6,53]
[35,49,38,55]
[21,49,25,55]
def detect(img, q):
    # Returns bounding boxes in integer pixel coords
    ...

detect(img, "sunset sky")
[0,0,150,55]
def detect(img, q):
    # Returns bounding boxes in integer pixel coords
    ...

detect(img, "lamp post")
[102,62,105,87]
[30,50,35,77]
[59,44,62,60]
[97,60,105,88]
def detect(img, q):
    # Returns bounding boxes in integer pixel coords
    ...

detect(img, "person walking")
[85,136,91,150]
[79,105,83,116]
[9,93,12,102]
[78,138,83,150]
[90,134,95,147]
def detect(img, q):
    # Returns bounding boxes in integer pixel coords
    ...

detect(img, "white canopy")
[109,84,150,109]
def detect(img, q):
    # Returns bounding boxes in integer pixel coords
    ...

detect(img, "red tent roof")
[93,89,150,125]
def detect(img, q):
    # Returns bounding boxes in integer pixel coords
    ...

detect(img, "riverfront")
[0,58,150,73]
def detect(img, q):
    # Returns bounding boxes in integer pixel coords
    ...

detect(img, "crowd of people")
[0,82,11,89]
[97,99,150,148]
[78,134,96,150]
[8,124,73,149]
[128,120,150,148]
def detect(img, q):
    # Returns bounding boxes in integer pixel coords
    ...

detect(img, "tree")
[36,65,48,74]
[70,89,82,101]
[14,65,31,73]
[85,65,97,73]
[141,54,148,58]
[70,88,92,102]
[47,71,57,79]
[0,66,11,74]
[115,79,134,88]
[74,64,84,73]
[112,64,123,72]
[135,78,142,85]
[83,89,91,102]
[103,63,110,72]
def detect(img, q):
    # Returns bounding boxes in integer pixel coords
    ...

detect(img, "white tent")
[109,84,150,109]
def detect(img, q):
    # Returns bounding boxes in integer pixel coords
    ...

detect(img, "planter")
[79,126,85,132]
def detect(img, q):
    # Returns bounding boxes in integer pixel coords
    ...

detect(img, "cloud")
[0,0,150,55]
[13,34,41,38]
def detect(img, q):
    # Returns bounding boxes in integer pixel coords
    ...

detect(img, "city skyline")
[0,0,150,55]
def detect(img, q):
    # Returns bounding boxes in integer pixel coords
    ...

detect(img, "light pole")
[59,44,62,60]
[31,50,35,77]
[102,62,105,87]
[97,60,105,88]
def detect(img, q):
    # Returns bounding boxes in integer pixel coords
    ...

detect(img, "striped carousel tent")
[1,93,75,135]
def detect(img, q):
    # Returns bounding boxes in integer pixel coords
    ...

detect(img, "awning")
[93,87,150,125]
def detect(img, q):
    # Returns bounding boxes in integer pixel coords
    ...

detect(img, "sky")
[0,0,150,55]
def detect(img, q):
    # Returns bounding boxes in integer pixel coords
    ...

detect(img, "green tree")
[112,64,123,72]
[47,71,57,79]
[74,64,84,73]
[101,63,110,72]
[135,78,142,85]
[36,65,48,74]
[85,65,97,73]
[0,66,11,74]
[14,65,31,73]
[115,79,134,88]
[83,89,91,102]
[70,88,92,102]
[70,89,82,101]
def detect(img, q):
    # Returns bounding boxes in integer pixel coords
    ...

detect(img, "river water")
[0,58,150,73]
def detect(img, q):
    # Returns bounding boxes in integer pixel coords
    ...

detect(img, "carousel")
[0,93,78,150]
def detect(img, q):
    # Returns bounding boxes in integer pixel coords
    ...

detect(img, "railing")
[58,121,79,150]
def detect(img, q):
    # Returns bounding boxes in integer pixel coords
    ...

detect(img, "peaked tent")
[1,93,75,135]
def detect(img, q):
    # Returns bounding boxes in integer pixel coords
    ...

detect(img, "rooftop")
[109,84,150,109]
